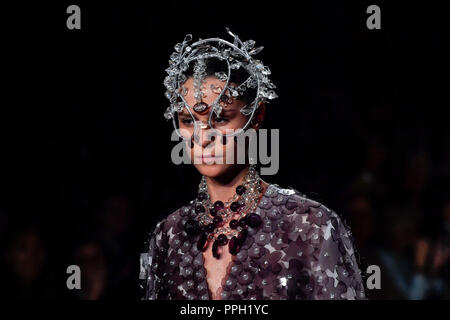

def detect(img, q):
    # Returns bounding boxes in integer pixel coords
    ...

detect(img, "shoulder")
[260,184,352,245]
[146,201,195,245]
[261,184,342,222]
[261,184,365,299]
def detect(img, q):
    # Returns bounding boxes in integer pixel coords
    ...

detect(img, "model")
[140,28,366,300]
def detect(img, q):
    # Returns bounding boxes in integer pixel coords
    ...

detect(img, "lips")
[195,154,223,164]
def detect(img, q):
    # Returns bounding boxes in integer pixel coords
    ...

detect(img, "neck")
[205,165,249,203]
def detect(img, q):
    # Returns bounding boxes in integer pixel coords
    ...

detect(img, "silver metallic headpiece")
[163,27,278,137]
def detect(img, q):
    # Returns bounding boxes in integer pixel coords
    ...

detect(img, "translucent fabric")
[141,184,367,300]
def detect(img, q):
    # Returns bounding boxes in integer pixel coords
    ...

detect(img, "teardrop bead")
[197,233,207,251]
[237,228,248,244]
[228,236,241,255]
[217,234,228,246]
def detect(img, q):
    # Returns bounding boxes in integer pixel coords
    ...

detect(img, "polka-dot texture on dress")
[140,184,366,300]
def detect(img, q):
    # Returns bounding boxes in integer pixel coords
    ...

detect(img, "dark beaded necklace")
[184,165,264,259]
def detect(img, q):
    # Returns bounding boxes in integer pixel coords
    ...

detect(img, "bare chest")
[202,242,235,300]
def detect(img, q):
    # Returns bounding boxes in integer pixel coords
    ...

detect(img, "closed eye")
[181,118,194,125]
[213,117,229,124]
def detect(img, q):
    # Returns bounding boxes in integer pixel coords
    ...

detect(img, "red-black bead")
[237,228,248,243]
[197,233,207,251]
[209,208,218,217]
[184,219,199,236]
[212,240,220,259]
[217,234,228,246]
[193,102,209,114]
[197,192,207,201]
[246,213,263,228]
[195,204,205,214]
[229,236,241,255]
[213,215,223,226]
[206,223,215,233]
[229,219,239,229]
[230,201,241,212]
[238,217,248,228]
[213,201,224,211]
[236,185,246,195]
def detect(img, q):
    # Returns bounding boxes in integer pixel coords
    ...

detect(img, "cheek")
[230,115,249,130]
[229,139,239,157]
[223,140,232,154]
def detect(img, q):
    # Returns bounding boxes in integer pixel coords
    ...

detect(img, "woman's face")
[177,76,252,179]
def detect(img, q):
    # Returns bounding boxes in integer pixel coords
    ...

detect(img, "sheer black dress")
[140,184,366,300]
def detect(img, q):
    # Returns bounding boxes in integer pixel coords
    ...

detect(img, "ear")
[251,102,266,130]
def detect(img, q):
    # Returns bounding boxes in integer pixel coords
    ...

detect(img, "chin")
[193,163,237,179]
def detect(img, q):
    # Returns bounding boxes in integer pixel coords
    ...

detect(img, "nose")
[193,121,216,148]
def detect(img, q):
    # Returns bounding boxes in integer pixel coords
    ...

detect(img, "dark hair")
[184,57,256,105]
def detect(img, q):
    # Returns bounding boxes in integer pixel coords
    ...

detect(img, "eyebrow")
[218,108,239,116]
[177,105,240,118]
[177,109,192,117]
